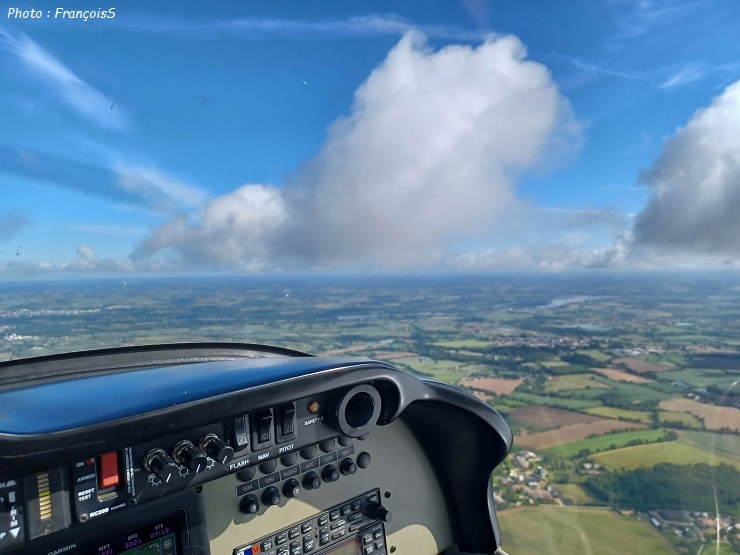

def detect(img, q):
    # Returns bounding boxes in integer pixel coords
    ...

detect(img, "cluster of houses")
[647,509,739,548]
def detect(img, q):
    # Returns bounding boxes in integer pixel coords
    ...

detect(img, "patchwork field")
[544,373,612,392]
[584,406,653,424]
[496,506,674,555]
[659,398,740,431]
[680,430,740,460]
[508,392,599,410]
[592,367,652,383]
[576,349,612,362]
[658,411,703,428]
[508,405,600,428]
[517,420,647,450]
[592,440,740,470]
[614,358,674,373]
[374,351,418,360]
[392,357,468,383]
[433,339,491,349]
[460,377,523,395]
[542,428,666,458]
[553,483,597,505]
[659,368,740,389]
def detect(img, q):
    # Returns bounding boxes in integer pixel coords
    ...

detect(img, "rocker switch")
[253,409,273,444]
[280,405,296,437]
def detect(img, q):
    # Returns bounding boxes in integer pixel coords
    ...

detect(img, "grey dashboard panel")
[0,344,512,554]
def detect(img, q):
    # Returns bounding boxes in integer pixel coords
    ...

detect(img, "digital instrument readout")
[73,516,181,555]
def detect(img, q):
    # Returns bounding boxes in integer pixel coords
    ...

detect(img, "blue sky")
[1,0,739,274]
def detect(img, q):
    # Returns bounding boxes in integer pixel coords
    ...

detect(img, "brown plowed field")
[659,398,740,431]
[515,420,647,450]
[460,377,523,395]
[592,368,652,383]
[509,405,601,428]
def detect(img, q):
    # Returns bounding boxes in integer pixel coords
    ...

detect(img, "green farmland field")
[565,378,673,403]
[658,411,703,429]
[508,392,598,410]
[543,429,667,458]
[680,430,740,461]
[544,373,612,392]
[584,406,653,424]
[496,507,674,555]
[552,483,597,505]
[392,357,468,383]
[433,339,492,349]
[592,440,740,470]
[659,368,740,390]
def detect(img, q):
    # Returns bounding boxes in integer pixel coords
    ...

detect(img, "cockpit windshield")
[1,2,739,554]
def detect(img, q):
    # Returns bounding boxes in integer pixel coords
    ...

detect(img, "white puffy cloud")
[137,184,286,269]
[60,245,133,272]
[633,80,740,254]
[445,233,634,271]
[139,32,579,270]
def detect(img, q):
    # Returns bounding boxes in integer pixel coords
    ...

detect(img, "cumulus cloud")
[445,232,635,271]
[139,32,579,270]
[0,30,128,130]
[633,80,740,255]
[137,184,286,269]
[60,245,133,272]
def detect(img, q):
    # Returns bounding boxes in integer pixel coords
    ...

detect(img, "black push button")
[259,459,277,474]
[318,514,329,526]
[319,438,335,453]
[276,533,288,545]
[319,527,330,545]
[236,466,256,482]
[289,527,300,540]
[357,452,371,469]
[280,452,298,467]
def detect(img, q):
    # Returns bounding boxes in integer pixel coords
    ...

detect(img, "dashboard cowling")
[0,343,512,555]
